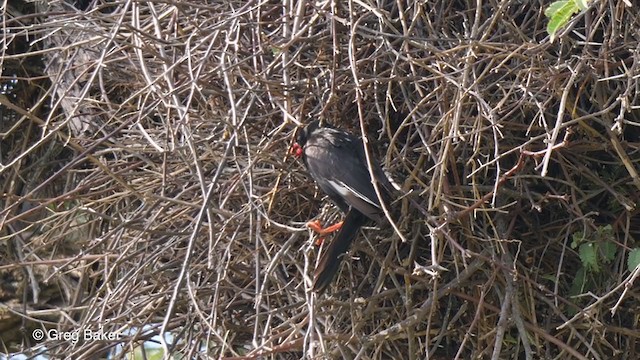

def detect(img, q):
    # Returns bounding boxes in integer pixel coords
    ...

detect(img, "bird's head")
[290,120,324,158]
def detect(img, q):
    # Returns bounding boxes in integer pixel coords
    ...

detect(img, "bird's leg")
[306,220,343,235]
[306,220,344,246]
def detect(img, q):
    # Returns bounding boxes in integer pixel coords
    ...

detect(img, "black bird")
[291,120,395,293]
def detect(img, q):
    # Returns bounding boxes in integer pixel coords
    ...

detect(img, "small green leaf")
[599,241,617,263]
[571,231,585,248]
[596,224,613,238]
[579,243,598,272]
[545,1,570,17]
[545,0,581,42]
[628,248,640,272]
[575,0,591,10]
[569,266,587,297]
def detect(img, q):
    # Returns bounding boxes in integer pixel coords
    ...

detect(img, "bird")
[291,120,395,293]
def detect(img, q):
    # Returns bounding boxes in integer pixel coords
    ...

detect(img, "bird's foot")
[306,220,344,246]
[306,220,343,235]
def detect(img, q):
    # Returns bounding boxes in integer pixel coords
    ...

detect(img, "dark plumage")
[292,120,394,293]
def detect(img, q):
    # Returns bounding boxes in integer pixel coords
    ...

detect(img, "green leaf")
[571,231,585,248]
[628,248,640,272]
[575,0,591,10]
[569,266,587,297]
[544,1,571,17]
[545,0,581,42]
[599,241,617,263]
[579,243,598,272]
[596,224,613,238]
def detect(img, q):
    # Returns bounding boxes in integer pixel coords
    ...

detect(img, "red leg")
[306,220,344,246]
[306,220,343,235]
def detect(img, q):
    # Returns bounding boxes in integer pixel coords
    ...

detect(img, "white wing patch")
[327,179,380,208]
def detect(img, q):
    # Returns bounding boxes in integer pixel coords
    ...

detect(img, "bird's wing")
[304,130,389,220]
[326,179,381,219]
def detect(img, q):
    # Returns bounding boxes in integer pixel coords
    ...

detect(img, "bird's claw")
[306,220,343,235]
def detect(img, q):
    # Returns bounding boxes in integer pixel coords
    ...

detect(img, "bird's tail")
[313,209,368,293]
